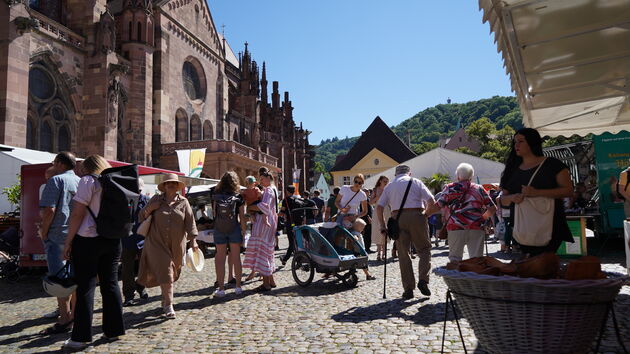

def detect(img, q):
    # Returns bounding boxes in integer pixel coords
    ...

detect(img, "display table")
[624,221,630,275]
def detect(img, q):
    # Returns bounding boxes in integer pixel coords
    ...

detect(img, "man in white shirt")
[376,165,439,299]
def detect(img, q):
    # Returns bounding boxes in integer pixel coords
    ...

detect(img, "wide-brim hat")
[186,247,205,272]
[158,173,186,192]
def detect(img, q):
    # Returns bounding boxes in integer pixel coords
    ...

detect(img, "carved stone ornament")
[94,8,116,56]
[109,63,130,76]
[6,0,24,7]
[15,16,38,34]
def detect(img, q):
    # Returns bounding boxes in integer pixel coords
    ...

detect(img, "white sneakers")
[214,287,243,298]
[234,287,243,295]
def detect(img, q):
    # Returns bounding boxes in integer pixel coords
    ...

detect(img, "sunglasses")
[354,180,363,185]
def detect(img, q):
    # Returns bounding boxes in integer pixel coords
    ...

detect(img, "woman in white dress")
[370,176,390,261]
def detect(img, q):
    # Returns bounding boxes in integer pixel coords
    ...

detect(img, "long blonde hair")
[81,155,111,175]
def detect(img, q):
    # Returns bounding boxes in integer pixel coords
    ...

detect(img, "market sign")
[593,131,630,231]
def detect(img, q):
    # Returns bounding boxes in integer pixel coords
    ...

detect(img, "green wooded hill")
[315,96,523,172]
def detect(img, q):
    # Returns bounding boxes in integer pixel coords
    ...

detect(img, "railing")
[30,10,85,49]
[161,139,278,167]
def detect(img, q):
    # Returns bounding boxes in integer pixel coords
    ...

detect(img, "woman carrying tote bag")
[499,128,574,257]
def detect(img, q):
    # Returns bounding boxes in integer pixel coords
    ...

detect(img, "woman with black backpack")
[210,171,247,298]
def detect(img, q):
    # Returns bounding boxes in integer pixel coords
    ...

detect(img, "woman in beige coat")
[137,173,198,318]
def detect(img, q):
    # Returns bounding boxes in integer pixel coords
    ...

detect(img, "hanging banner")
[292,168,301,196]
[176,148,206,177]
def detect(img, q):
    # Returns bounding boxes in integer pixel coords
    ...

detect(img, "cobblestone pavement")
[1,235,628,353]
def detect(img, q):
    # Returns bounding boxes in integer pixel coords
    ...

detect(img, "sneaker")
[417,280,431,297]
[138,289,149,299]
[43,309,59,319]
[213,289,226,298]
[123,296,134,307]
[62,339,88,350]
[402,290,414,299]
[234,287,243,295]
[163,304,175,319]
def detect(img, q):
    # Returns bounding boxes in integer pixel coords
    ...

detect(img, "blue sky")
[208,1,514,144]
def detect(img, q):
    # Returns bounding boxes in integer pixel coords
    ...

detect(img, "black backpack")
[87,165,140,239]
[212,193,240,233]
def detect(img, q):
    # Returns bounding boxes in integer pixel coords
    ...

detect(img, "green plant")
[421,173,451,194]
[2,174,21,212]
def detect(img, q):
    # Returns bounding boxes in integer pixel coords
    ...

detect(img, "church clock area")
[0,0,313,193]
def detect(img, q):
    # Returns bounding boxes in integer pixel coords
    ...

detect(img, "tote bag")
[512,159,554,247]
[136,215,152,237]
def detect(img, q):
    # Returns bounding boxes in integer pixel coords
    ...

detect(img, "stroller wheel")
[342,272,359,288]
[291,252,314,287]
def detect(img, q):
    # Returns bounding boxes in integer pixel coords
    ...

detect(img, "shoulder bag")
[512,158,555,247]
[330,189,360,222]
[136,214,152,237]
[386,180,412,240]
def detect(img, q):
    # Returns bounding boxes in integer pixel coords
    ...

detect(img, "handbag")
[438,225,448,240]
[513,158,555,247]
[387,180,413,240]
[136,214,152,237]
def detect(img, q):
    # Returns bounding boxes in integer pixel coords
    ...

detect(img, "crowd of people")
[36,127,630,350]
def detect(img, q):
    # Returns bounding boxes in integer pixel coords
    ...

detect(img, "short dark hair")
[55,151,76,170]
[303,191,310,198]
[313,190,320,196]
[286,185,296,194]
[333,187,340,194]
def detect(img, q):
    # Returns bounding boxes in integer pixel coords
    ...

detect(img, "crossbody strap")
[272,188,278,213]
[395,180,413,221]
[527,157,548,186]
[341,189,361,210]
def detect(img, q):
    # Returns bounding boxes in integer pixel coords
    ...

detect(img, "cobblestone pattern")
[0,237,628,353]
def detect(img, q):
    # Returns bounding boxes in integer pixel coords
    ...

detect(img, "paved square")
[1,237,628,353]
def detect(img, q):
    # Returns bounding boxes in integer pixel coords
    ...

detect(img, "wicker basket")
[434,267,626,354]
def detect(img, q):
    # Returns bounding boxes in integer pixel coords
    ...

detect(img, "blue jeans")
[214,227,243,245]
[44,236,66,276]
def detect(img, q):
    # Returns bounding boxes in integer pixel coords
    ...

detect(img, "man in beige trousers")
[377,165,439,299]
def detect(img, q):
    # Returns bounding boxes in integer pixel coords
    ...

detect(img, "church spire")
[260,62,268,103]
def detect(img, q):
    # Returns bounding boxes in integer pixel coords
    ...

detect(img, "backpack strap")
[85,174,100,222]
[272,188,278,213]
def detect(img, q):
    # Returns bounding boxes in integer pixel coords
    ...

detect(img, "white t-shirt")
[338,185,367,215]
[73,175,103,238]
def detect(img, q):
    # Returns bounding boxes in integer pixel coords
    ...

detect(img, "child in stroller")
[348,219,376,280]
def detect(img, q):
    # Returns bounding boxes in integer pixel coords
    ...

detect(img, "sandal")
[366,275,376,281]
[254,285,271,292]
[40,320,73,335]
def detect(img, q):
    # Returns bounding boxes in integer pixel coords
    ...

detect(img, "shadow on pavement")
[0,273,48,304]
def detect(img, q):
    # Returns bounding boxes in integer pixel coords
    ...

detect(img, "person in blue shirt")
[39,151,80,334]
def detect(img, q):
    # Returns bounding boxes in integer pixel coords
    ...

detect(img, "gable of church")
[157,0,223,55]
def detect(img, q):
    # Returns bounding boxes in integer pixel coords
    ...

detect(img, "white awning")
[478,0,630,137]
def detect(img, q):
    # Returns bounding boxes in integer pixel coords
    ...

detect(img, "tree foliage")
[421,173,452,194]
[314,96,524,172]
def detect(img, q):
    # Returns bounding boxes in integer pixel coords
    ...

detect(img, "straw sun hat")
[157,173,186,192]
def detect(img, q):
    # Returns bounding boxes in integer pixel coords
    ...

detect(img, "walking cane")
[383,232,387,299]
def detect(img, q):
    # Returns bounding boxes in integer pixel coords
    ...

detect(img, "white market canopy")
[364,148,505,187]
[478,0,630,137]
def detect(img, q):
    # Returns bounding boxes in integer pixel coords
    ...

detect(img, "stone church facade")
[0,0,313,191]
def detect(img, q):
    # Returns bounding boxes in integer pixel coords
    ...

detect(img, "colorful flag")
[176,148,206,177]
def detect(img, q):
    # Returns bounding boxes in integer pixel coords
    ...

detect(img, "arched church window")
[203,120,213,140]
[129,21,133,41]
[26,119,36,150]
[137,22,142,42]
[233,128,239,142]
[40,121,53,153]
[182,59,206,101]
[29,0,62,23]
[58,125,70,152]
[175,109,188,142]
[27,62,74,153]
[190,115,201,141]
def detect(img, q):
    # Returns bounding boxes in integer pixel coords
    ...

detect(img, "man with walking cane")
[376,165,439,299]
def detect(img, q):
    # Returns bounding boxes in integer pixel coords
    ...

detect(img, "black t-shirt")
[501,157,572,243]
